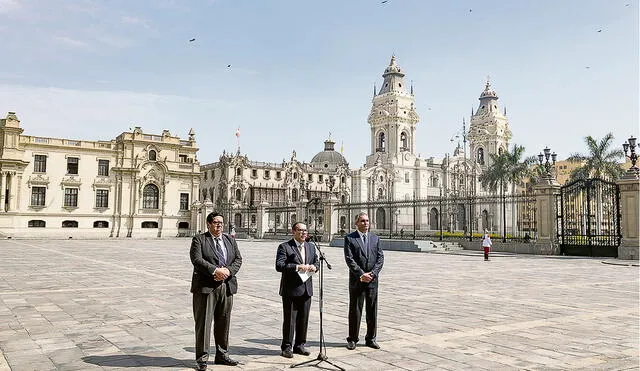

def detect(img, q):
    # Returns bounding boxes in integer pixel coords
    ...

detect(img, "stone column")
[256,201,269,239]
[533,178,561,255]
[617,176,640,260]
[0,172,6,212]
[322,195,338,242]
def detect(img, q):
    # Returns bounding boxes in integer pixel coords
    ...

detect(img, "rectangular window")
[276,171,281,179]
[31,187,46,206]
[180,193,189,210]
[34,155,47,173]
[179,154,188,163]
[98,159,109,176]
[252,169,257,177]
[308,174,313,182]
[264,170,270,178]
[204,170,208,180]
[67,157,79,175]
[64,188,78,207]
[96,189,109,208]
[319,175,324,182]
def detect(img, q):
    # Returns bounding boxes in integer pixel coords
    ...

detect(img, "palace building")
[0,112,200,238]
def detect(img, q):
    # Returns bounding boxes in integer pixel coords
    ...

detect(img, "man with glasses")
[275,222,320,358]
[190,212,243,370]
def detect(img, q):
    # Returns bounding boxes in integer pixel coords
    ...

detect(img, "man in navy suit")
[190,212,243,370]
[275,222,320,358]
[343,212,384,350]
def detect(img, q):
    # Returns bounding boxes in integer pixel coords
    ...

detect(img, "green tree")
[567,133,624,181]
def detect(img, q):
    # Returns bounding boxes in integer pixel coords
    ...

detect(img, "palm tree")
[567,133,624,181]
[479,144,536,241]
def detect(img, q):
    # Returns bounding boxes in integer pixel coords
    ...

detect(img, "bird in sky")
[597,29,602,33]
[625,3,630,6]
[469,9,472,12]
[189,38,196,42]
[227,64,231,68]
[585,66,591,69]
[381,0,388,3]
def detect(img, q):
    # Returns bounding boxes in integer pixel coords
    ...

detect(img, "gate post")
[256,201,269,239]
[616,176,639,260]
[533,179,561,254]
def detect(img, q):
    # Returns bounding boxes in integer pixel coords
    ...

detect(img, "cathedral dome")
[311,139,348,170]
[480,80,498,99]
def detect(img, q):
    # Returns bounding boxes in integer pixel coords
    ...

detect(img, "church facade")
[0,112,200,238]
[351,56,511,233]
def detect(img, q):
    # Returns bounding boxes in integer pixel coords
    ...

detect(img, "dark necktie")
[215,238,226,266]
[362,234,368,253]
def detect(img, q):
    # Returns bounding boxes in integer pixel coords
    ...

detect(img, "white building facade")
[0,112,200,238]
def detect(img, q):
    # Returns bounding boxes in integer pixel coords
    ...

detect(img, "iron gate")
[557,178,621,257]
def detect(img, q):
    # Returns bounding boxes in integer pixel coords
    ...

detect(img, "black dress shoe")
[281,349,293,358]
[365,340,380,349]
[214,354,239,366]
[293,346,311,356]
[346,340,356,350]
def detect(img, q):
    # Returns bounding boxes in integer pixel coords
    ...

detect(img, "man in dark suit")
[343,212,384,350]
[190,212,243,370]
[275,222,320,358]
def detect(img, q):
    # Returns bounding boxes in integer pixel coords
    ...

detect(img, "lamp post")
[537,147,557,179]
[622,136,639,178]
[394,208,400,237]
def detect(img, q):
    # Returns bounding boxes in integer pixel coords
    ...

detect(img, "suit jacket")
[344,231,384,289]
[190,231,243,294]
[276,239,320,297]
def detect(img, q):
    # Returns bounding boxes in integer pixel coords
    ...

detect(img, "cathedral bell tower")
[467,79,512,170]
[366,55,420,167]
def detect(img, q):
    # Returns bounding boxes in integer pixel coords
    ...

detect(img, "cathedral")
[199,55,513,236]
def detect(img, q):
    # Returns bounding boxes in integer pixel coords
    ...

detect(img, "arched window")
[400,132,408,150]
[28,220,46,228]
[340,194,346,204]
[234,213,242,228]
[377,132,386,152]
[93,221,109,228]
[142,221,158,228]
[292,188,298,201]
[178,222,189,229]
[377,188,384,200]
[148,150,157,161]
[236,167,242,176]
[477,148,485,165]
[143,184,159,209]
[341,176,345,184]
[405,172,410,183]
[62,220,78,228]
[235,189,242,201]
[291,214,297,224]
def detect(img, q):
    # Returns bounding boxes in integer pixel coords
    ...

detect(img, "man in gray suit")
[190,212,243,370]
[275,222,320,358]
[343,212,384,350]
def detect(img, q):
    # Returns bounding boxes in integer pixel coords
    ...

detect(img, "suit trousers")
[193,283,233,365]
[347,283,378,343]
[281,294,311,350]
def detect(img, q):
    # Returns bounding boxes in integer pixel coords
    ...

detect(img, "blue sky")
[0,0,637,167]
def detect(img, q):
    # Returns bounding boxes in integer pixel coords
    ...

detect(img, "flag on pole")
[235,127,240,138]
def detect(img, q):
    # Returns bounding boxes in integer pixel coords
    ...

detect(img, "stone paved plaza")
[0,239,638,371]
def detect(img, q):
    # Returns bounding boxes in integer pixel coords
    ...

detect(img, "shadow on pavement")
[82,355,192,368]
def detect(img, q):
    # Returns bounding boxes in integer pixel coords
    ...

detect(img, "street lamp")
[538,147,557,179]
[394,208,400,237]
[622,136,639,178]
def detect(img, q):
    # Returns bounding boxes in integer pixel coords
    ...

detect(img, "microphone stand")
[291,238,345,371]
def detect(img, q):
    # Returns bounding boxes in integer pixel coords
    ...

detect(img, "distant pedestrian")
[400,228,404,239]
[482,230,492,261]
[230,226,236,239]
